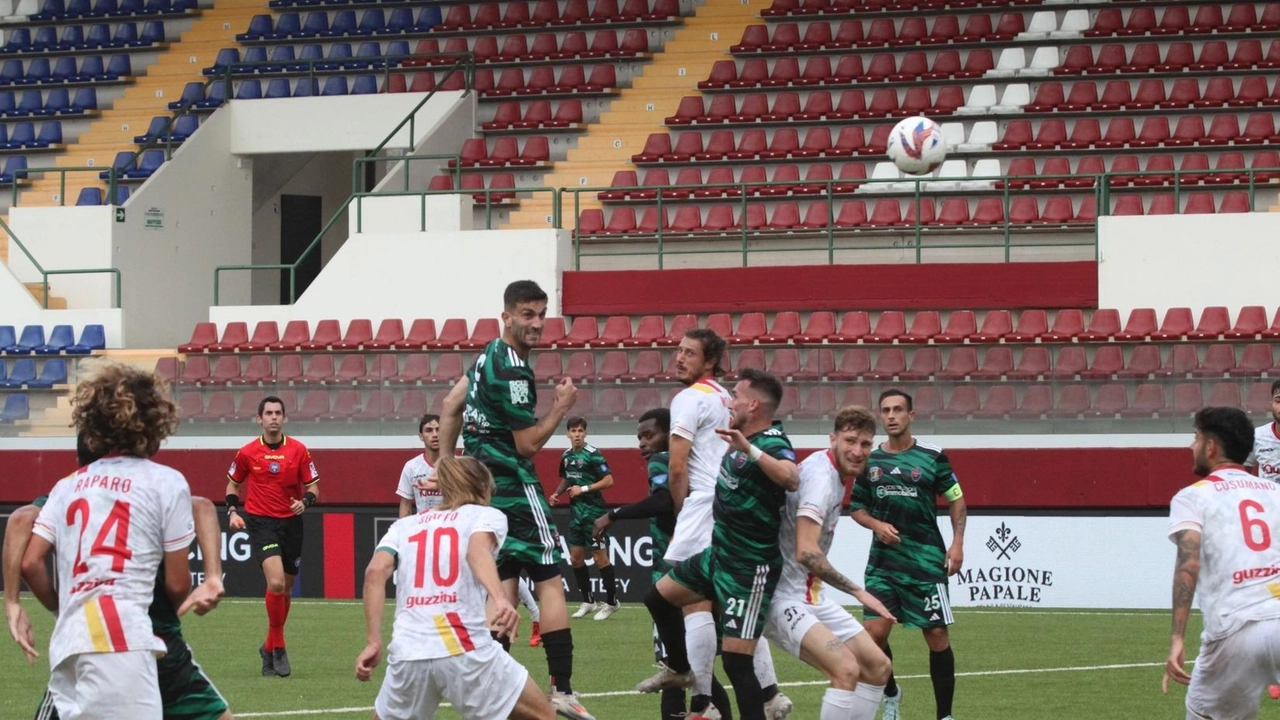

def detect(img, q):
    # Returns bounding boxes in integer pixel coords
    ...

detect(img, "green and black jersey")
[711,423,797,569]
[852,440,962,584]
[647,451,676,572]
[560,444,610,523]
[462,338,539,487]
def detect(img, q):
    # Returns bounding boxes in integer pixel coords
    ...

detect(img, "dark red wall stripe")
[0,445,1193,510]
[562,262,1099,316]
[322,513,355,600]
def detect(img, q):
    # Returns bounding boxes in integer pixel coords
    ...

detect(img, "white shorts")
[375,641,528,720]
[1186,617,1280,720]
[663,491,714,564]
[764,598,865,658]
[49,651,162,720]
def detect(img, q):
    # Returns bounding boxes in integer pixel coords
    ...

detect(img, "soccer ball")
[887,116,947,176]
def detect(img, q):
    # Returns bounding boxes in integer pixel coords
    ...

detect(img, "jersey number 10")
[408,527,460,588]
[67,499,133,576]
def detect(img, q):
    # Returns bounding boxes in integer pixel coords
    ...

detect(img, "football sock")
[820,687,857,720]
[660,688,686,720]
[600,565,618,605]
[930,646,956,719]
[883,644,898,697]
[573,566,594,604]
[711,675,735,720]
[491,630,512,653]
[265,591,288,650]
[644,587,689,673]
[690,694,713,714]
[685,611,717,696]
[754,640,779,695]
[542,628,574,693]
[518,582,540,622]
[851,683,886,720]
[723,650,766,720]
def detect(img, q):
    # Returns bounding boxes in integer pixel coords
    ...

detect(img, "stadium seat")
[768,348,802,379]
[276,355,303,385]
[267,320,309,351]
[199,356,237,387]
[178,322,217,353]
[1193,344,1238,378]
[1118,345,1162,379]
[299,354,336,385]
[930,311,974,344]
[1077,309,1121,341]
[900,347,940,381]
[865,311,906,343]
[866,348,906,380]
[176,355,209,385]
[388,354,430,385]
[460,318,499,350]
[829,311,870,343]
[209,321,248,352]
[1005,310,1047,342]
[233,355,274,386]
[1225,306,1269,339]
[334,355,370,384]
[825,348,868,382]
[32,325,73,355]
[426,354,463,384]
[299,319,341,350]
[759,312,801,344]
[559,317,598,348]
[390,319,436,350]
[563,351,595,382]
[970,310,1012,342]
[66,325,105,354]
[1082,346,1123,380]
[427,318,468,350]
[900,311,941,344]
[728,313,766,344]
[1245,382,1275,416]
[1114,308,1158,342]
[1207,382,1243,409]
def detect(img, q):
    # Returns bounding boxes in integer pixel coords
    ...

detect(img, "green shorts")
[491,476,563,567]
[668,547,779,641]
[863,573,954,630]
[566,512,607,550]
[157,631,230,720]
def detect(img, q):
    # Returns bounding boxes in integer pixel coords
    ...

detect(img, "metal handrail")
[0,213,121,308]
[12,165,116,207]
[213,53,475,305]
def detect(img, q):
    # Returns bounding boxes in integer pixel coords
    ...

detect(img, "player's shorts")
[663,490,714,564]
[566,512,607,550]
[1185,617,1280,720]
[49,651,162,720]
[491,475,563,567]
[765,597,866,658]
[375,641,528,720]
[669,547,780,641]
[863,573,953,630]
[245,512,304,573]
[156,632,230,720]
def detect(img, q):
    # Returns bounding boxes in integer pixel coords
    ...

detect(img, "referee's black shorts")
[245,513,304,573]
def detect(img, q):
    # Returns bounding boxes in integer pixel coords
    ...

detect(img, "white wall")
[8,206,115,308]
[111,109,254,348]
[1099,212,1280,317]
[210,229,570,330]
[230,92,467,155]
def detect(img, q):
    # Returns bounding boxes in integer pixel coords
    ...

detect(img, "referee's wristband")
[303,492,317,508]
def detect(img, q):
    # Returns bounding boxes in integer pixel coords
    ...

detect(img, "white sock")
[754,639,778,688]
[518,581,540,622]
[821,687,857,720]
[685,611,717,696]
[850,683,886,720]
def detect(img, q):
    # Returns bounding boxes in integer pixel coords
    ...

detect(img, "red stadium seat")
[1226,306,1269,339]
[623,316,665,347]
[1114,308,1158,342]
[563,351,595,382]
[866,348,906,380]
[937,386,981,420]
[1004,310,1047,342]
[935,311,976,343]
[831,311,870,343]
[591,316,633,348]
[1207,381,1243,409]
[276,355,304,385]
[560,317,599,348]
[865,311,906,343]
[972,347,1014,379]
[333,319,373,351]
[366,319,405,350]
[176,356,210,385]
[793,312,835,344]
[202,355,241,386]
[938,346,978,380]
[1046,346,1086,380]
[427,354,464,384]
[900,347,941,381]
[299,354,336,385]
[1231,344,1275,377]
[209,322,249,353]
[234,355,274,386]
[829,349,870,381]
[760,312,801,344]
[300,320,342,351]
[769,348,802,379]
[1121,384,1166,418]
[179,322,217,353]
[1008,347,1050,380]
[658,314,696,346]
[389,354,430,385]
[901,311,941,344]
[1118,344,1162,379]
[1041,309,1084,342]
[1011,385,1053,419]
[970,310,1012,342]
[1049,385,1093,418]
[728,313,767,344]
[1081,345,1123,380]
[621,350,662,382]
[792,348,835,381]
[1078,309,1120,341]
[1193,344,1238,378]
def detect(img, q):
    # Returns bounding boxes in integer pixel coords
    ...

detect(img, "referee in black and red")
[224,395,319,678]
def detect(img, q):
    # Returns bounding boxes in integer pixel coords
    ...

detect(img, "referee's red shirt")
[228,436,319,518]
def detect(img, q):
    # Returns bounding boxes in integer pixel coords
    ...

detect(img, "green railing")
[0,213,121,308]
[11,165,120,208]
[213,52,476,305]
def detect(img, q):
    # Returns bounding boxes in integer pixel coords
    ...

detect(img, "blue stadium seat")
[71,87,96,112]
[139,21,164,44]
[117,0,144,14]
[265,78,290,98]
[34,325,74,354]
[110,184,128,203]
[320,75,347,95]
[9,325,44,354]
[85,23,112,48]
[5,29,32,53]
[52,57,78,82]
[0,394,30,423]
[356,8,385,35]
[76,186,103,204]
[17,90,44,116]
[237,14,272,41]
[110,22,138,47]
[98,151,132,179]
[240,45,267,70]
[40,88,69,115]
[74,55,105,81]
[66,0,92,16]
[273,12,303,38]
[301,10,328,36]
[167,81,202,109]
[292,77,317,97]
[143,0,170,14]
[0,327,13,349]
[68,324,106,353]
[352,41,380,69]
[386,7,412,33]
[0,360,35,386]
[234,78,261,99]
[319,42,351,71]
[57,26,85,51]
[205,47,238,75]
[326,9,356,37]
[415,6,440,31]
[33,27,59,51]
[28,359,68,388]
[36,121,62,146]
[0,124,9,145]
[384,40,408,58]
[32,0,66,21]
[0,156,28,183]
[350,74,376,95]
[7,122,35,148]
[92,0,118,15]
[266,44,295,72]
[0,60,21,85]
[123,149,163,178]
[293,43,322,71]
[0,93,17,116]
[171,113,197,139]
[105,54,130,78]
[132,115,166,142]
[197,81,225,108]
[20,58,50,85]
[173,0,194,11]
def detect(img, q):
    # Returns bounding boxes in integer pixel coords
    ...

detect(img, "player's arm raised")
[4,504,41,663]
[1163,528,1201,692]
[356,549,395,681]
[468,530,518,638]
[794,516,897,623]
[512,377,577,459]
[715,428,799,490]
[438,376,470,453]
[179,497,225,617]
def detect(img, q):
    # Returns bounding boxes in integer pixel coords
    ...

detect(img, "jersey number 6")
[1239,500,1271,552]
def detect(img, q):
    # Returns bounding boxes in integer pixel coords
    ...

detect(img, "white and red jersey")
[395,454,441,513]
[1246,422,1280,483]
[775,451,846,605]
[1168,467,1280,643]
[669,378,732,495]
[32,456,195,669]
[377,504,507,662]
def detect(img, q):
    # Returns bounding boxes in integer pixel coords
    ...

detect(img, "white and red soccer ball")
[887,116,947,176]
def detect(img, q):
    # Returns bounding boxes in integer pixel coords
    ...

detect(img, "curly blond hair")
[71,359,178,458]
